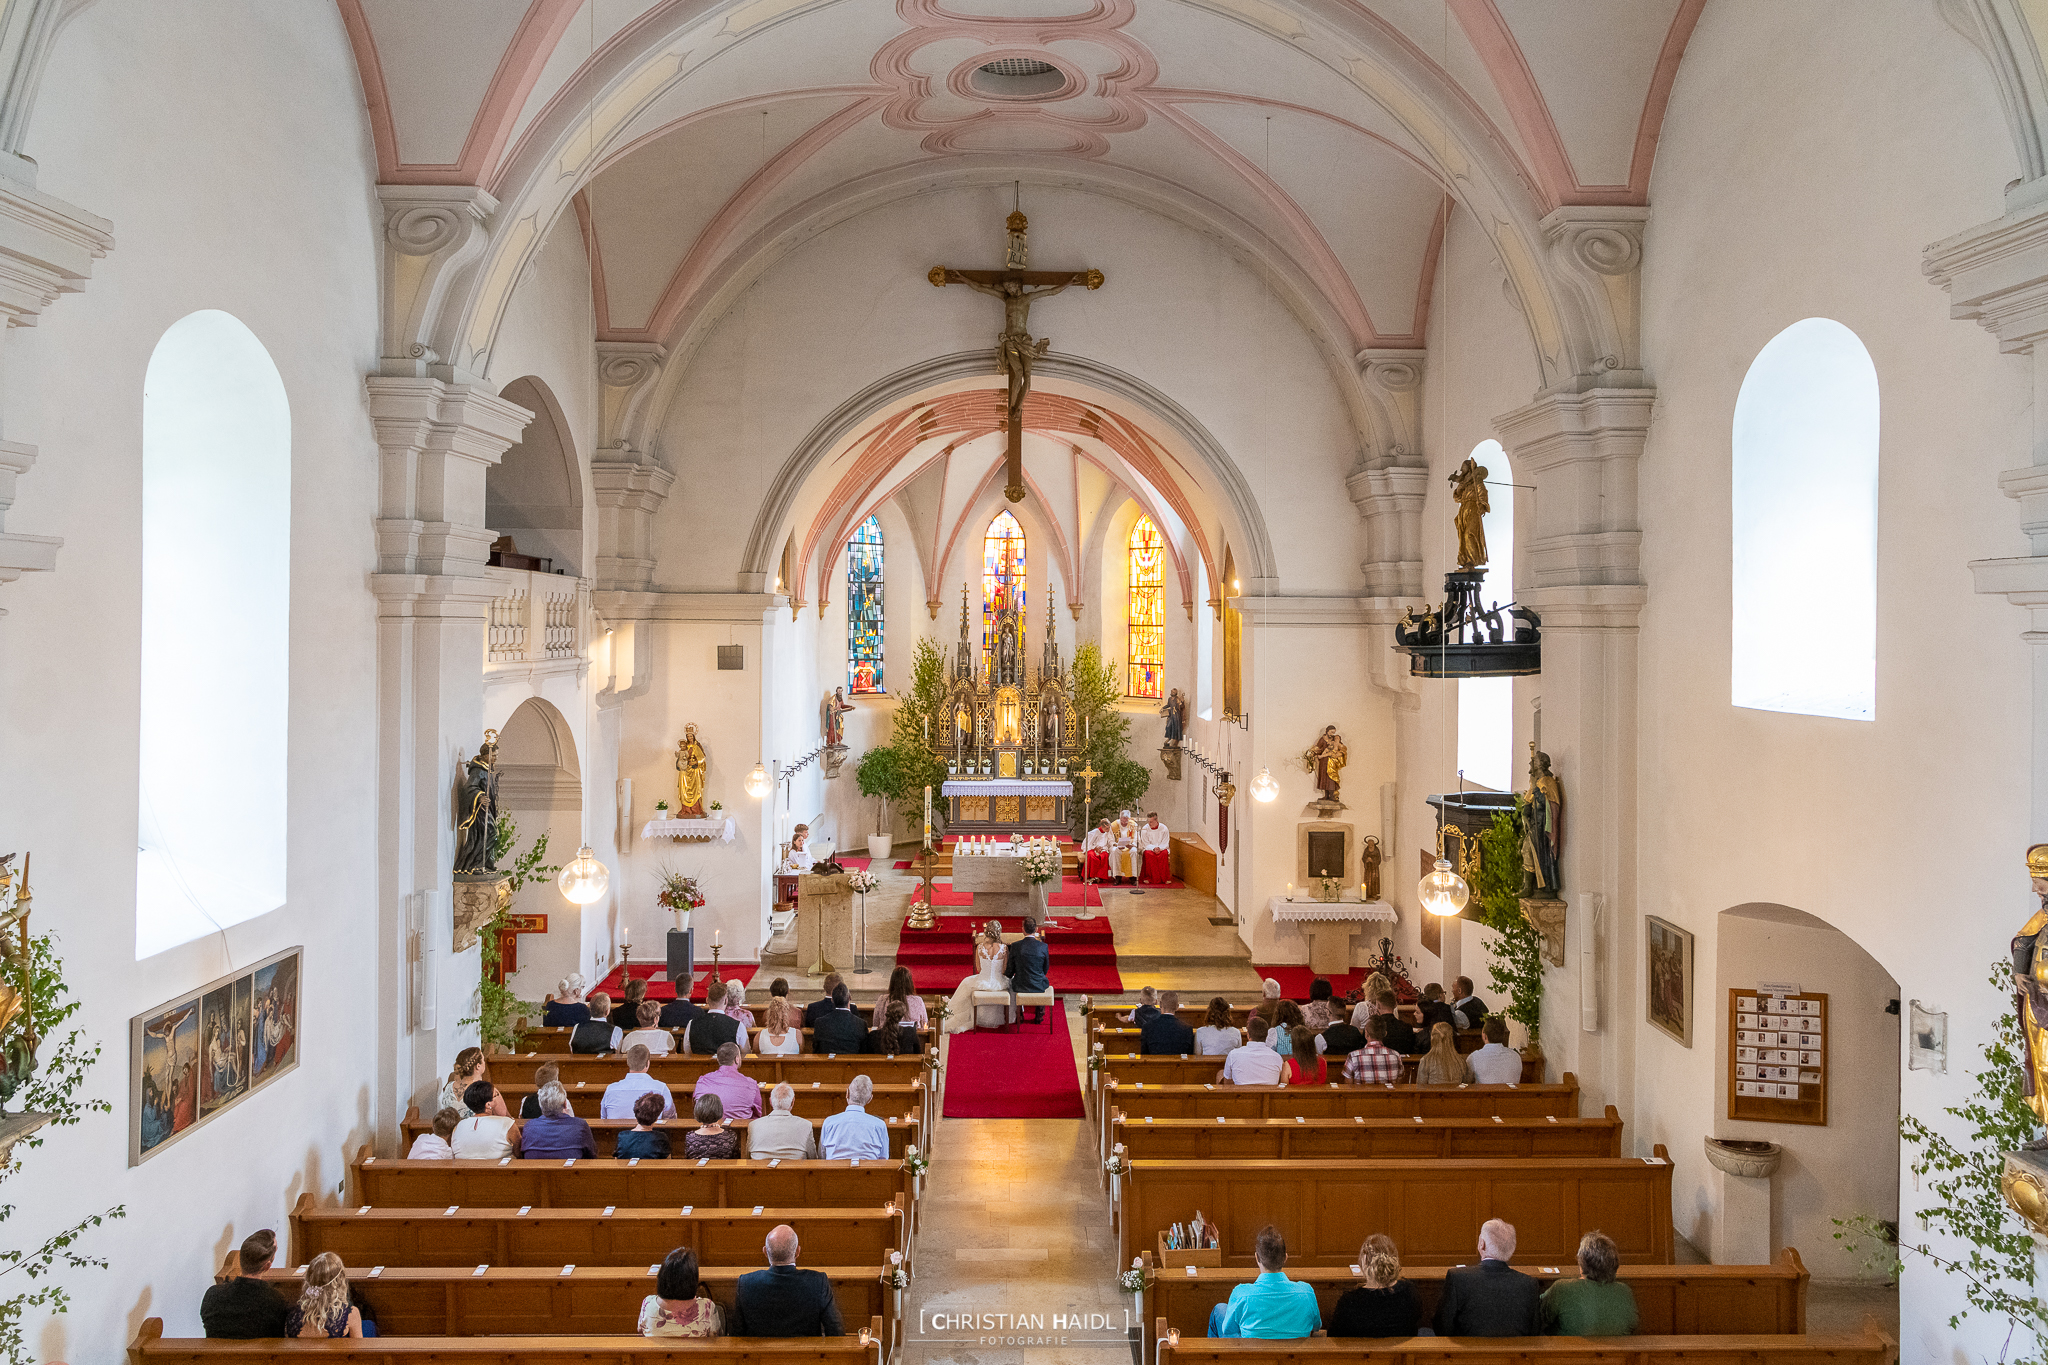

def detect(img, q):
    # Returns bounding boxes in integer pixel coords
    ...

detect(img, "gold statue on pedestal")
[1449,456,1491,571]
[2012,844,2048,1130]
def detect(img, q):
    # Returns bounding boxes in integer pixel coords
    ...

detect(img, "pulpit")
[797,871,852,975]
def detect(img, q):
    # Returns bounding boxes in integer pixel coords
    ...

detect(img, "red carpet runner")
[894,915,1122,992]
[941,1004,1087,1119]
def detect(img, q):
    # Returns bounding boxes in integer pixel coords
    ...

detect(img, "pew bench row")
[131,1320,885,1365]
[1110,1107,1622,1161]
[1152,1321,1897,1365]
[402,1104,923,1158]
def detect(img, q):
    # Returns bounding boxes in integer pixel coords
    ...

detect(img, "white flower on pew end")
[902,1145,930,1177]
[881,1250,909,1289]
[1103,1146,1130,1177]
[1118,1257,1154,1294]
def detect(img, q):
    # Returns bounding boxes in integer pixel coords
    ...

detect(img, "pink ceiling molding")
[337,0,583,186]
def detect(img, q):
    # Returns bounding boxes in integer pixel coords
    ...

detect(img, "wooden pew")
[353,1148,908,1212]
[1093,1023,1487,1055]
[257,1264,897,1351]
[1137,1248,1811,1352]
[1118,1149,1676,1271]
[1098,1075,1581,1160]
[517,1007,941,1053]
[488,1055,933,1133]
[290,1191,901,1270]
[492,1080,925,1127]
[1096,1052,1544,1091]
[1111,1106,1622,1161]
[1085,1004,1443,1035]
[1151,1323,1894,1365]
[402,1106,921,1161]
[130,1319,883,1365]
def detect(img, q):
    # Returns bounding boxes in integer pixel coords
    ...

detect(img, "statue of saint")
[1304,726,1347,803]
[2012,844,2048,1133]
[822,687,852,748]
[1041,696,1063,750]
[674,724,708,819]
[1361,834,1382,902]
[1449,455,1491,571]
[998,623,1019,685]
[1160,688,1187,745]
[1521,742,1564,897]
[454,730,500,874]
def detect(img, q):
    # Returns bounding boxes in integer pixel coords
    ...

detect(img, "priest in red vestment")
[1138,812,1173,885]
[1082,819,1113,883]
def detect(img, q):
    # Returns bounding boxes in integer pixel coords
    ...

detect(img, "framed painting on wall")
[130,945,301,1164]
[1645,915,1693,1047]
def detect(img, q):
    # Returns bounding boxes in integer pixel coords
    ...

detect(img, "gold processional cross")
[929,210,1104,503]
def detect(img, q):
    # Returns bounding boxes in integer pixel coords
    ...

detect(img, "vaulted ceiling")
[341,0,1703,366]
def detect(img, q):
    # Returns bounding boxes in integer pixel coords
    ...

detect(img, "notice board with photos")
[1728,988,1828,1125]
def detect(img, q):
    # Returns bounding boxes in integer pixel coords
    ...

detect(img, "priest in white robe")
[1081,819,1113,883]
[1137,812,1173,885]
[1110,809,1140,882]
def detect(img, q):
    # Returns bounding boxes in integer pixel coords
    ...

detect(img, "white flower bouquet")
[1019,840,1062,885]
[847,868,881,894]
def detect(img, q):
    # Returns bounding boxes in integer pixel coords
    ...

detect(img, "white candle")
[620,927,631,947]
[714,929,722,947]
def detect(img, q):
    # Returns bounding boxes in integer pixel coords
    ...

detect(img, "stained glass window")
[847,515,884,693]
[1127,515,1165,697]
[982,510,1026,673]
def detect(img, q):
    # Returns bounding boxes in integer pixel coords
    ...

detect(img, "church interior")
[8,1,2048,1362]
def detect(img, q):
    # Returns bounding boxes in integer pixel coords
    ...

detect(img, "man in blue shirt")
[1209,1226,1322,1338]
[819,1073,890,1159]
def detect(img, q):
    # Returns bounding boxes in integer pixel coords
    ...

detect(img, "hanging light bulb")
[1250,768,1279,803]
[1418,858,1470,917]
[745,762,771,799]
[558,845,610,905]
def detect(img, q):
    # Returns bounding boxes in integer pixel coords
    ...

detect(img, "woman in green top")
[1542,1231,1639,1335]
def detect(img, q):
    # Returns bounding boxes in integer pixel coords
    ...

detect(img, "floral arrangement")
[1315,875,1341,903]
[656,867,706,915]
[1118,1257,1153,1294]
[846,868,881,894]
[1019,840,1062,885]
[709,800,723,812]
[902,1145,930,1177]
[1103,1148,1130,1177]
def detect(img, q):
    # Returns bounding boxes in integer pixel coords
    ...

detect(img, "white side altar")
[641,817,738,843]
[1268,897,1398,973]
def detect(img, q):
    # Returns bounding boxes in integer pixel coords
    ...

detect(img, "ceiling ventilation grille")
[979,58,1057,77]
[970,57,1065,99]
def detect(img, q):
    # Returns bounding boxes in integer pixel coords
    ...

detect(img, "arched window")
[1457,440,1514,790]
[846,515,884,693]
[1732,318,1879,721]
[137,310,291,958]
[1127,514,1165,697]
[982,509,1025,673]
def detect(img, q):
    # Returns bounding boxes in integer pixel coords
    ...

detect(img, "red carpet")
[894,916,1122,992]
[599,962,760,1002]
[1251,965,1373,998]
[835,856,871,870]
[941,1004,1086,1118]
[928,881,1103,908]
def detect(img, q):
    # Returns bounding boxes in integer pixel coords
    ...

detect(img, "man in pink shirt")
[691,1042,762,1122]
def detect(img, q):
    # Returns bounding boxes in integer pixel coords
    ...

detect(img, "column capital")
[1540,206,1649,390]
[377,185,497,382]
[591,458,676,593]
[1925,200,2048,353]
[365,375,532,580]
[597,341,668,458]
[1495,388,1656,593]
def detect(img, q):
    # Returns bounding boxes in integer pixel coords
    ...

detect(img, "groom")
[1006,918,1051,1024]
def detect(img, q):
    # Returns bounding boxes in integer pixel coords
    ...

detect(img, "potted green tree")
[855,745,905,862]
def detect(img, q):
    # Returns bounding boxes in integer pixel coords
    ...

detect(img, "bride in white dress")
[943,921,1009,1033]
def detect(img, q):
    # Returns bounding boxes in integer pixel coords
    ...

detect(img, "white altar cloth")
[641,817,737,843]
[941,779,1074,798]
[1269,898,1397,922]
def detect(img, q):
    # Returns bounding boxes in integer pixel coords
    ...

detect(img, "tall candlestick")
[714,929,721,947]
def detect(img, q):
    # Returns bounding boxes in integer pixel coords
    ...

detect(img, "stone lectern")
[797,872,853,976]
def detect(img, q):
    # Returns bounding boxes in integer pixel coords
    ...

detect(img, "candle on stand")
[714,929,721,947]
[620,926,631,948]
[1285,882,1294,901]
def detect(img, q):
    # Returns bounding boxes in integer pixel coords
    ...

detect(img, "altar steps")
[894,914,1122,992]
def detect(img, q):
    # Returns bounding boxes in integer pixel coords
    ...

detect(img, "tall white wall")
[0,1,382,1358]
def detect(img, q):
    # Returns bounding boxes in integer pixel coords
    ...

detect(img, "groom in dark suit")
[1006,918,1051,1023]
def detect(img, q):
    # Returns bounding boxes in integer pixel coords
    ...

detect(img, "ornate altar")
[934,582,1073,835]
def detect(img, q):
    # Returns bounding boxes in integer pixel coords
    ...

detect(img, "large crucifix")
[929,209,1104,503]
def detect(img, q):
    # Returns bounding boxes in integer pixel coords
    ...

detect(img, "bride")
[943,921,1009,1033]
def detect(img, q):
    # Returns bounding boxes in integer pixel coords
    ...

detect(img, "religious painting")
[1127,515,1165,698]
[130,946,302,1164]
[846,515,884,693]
[1645,916,1693,1047]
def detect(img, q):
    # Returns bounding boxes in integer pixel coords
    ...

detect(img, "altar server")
[1082,819,1114,883]
[1110,810,1141,882]
[1138,812,1173,885]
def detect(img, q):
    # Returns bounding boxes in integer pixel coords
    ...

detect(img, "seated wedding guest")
[732,1225,843,1336]
[519,1081,596,1159]
[623,999,676,1056]
[1343,1015,1406,1084]
[812,983,867,1055]
[1193,997,1242,1055]
[1348,972,1394,1029]
[1327,1234,1422,1338]
[1269,999,1304,1056]
[684,1092,740,1159]
[288,1253,365,1339]
[1416,1021,1476,1085]
[871,965,929,1028]
[1416,982,1459,1035]
[405,1107,461,1159]
[614,1092,672,1160]
[1208,1225,1321,1339]
[451,1080,518,1158]
[543,972,592,1028]
[1434,1219,1542,1336]
[686,997,744,1055]
[1301,978,1337,1028]
[1319,1014,1365,1059]
[1452,975,1491,1030]
[747,1082,818,1160]
[865,996,922,1055]
[201,1229,290,1338]
[1543,1230,1638,1335]
[1372,990,1422,1054]
[693,1042,763,1121]
[1121,986,1160,1025]
[600,1044,678,1121]
[639,1246,724,1337]
[1283,1025,1326,1084]
[1251,977,1284,1028]
[819,1074,889,1159]
[519,1063,573,1119]
[611,976,650,1030]
[768,977,790,1001]
[755,997,802,1055]
[571,993,624,1053]
[1141,991,1196,1054]
[1218,1017,1285,1085]
[803,973,846,1029]
[1468,1017,1524,1084]
[437,1047,488,1117]
[657,985,702,1032]
[722,979,758,1029]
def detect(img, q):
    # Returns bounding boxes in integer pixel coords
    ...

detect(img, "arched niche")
[494,697,585,1000]
[488,376,582,577]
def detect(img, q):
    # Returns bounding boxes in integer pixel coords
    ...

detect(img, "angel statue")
[1304,726,1347,804]
[453,731,500,874]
